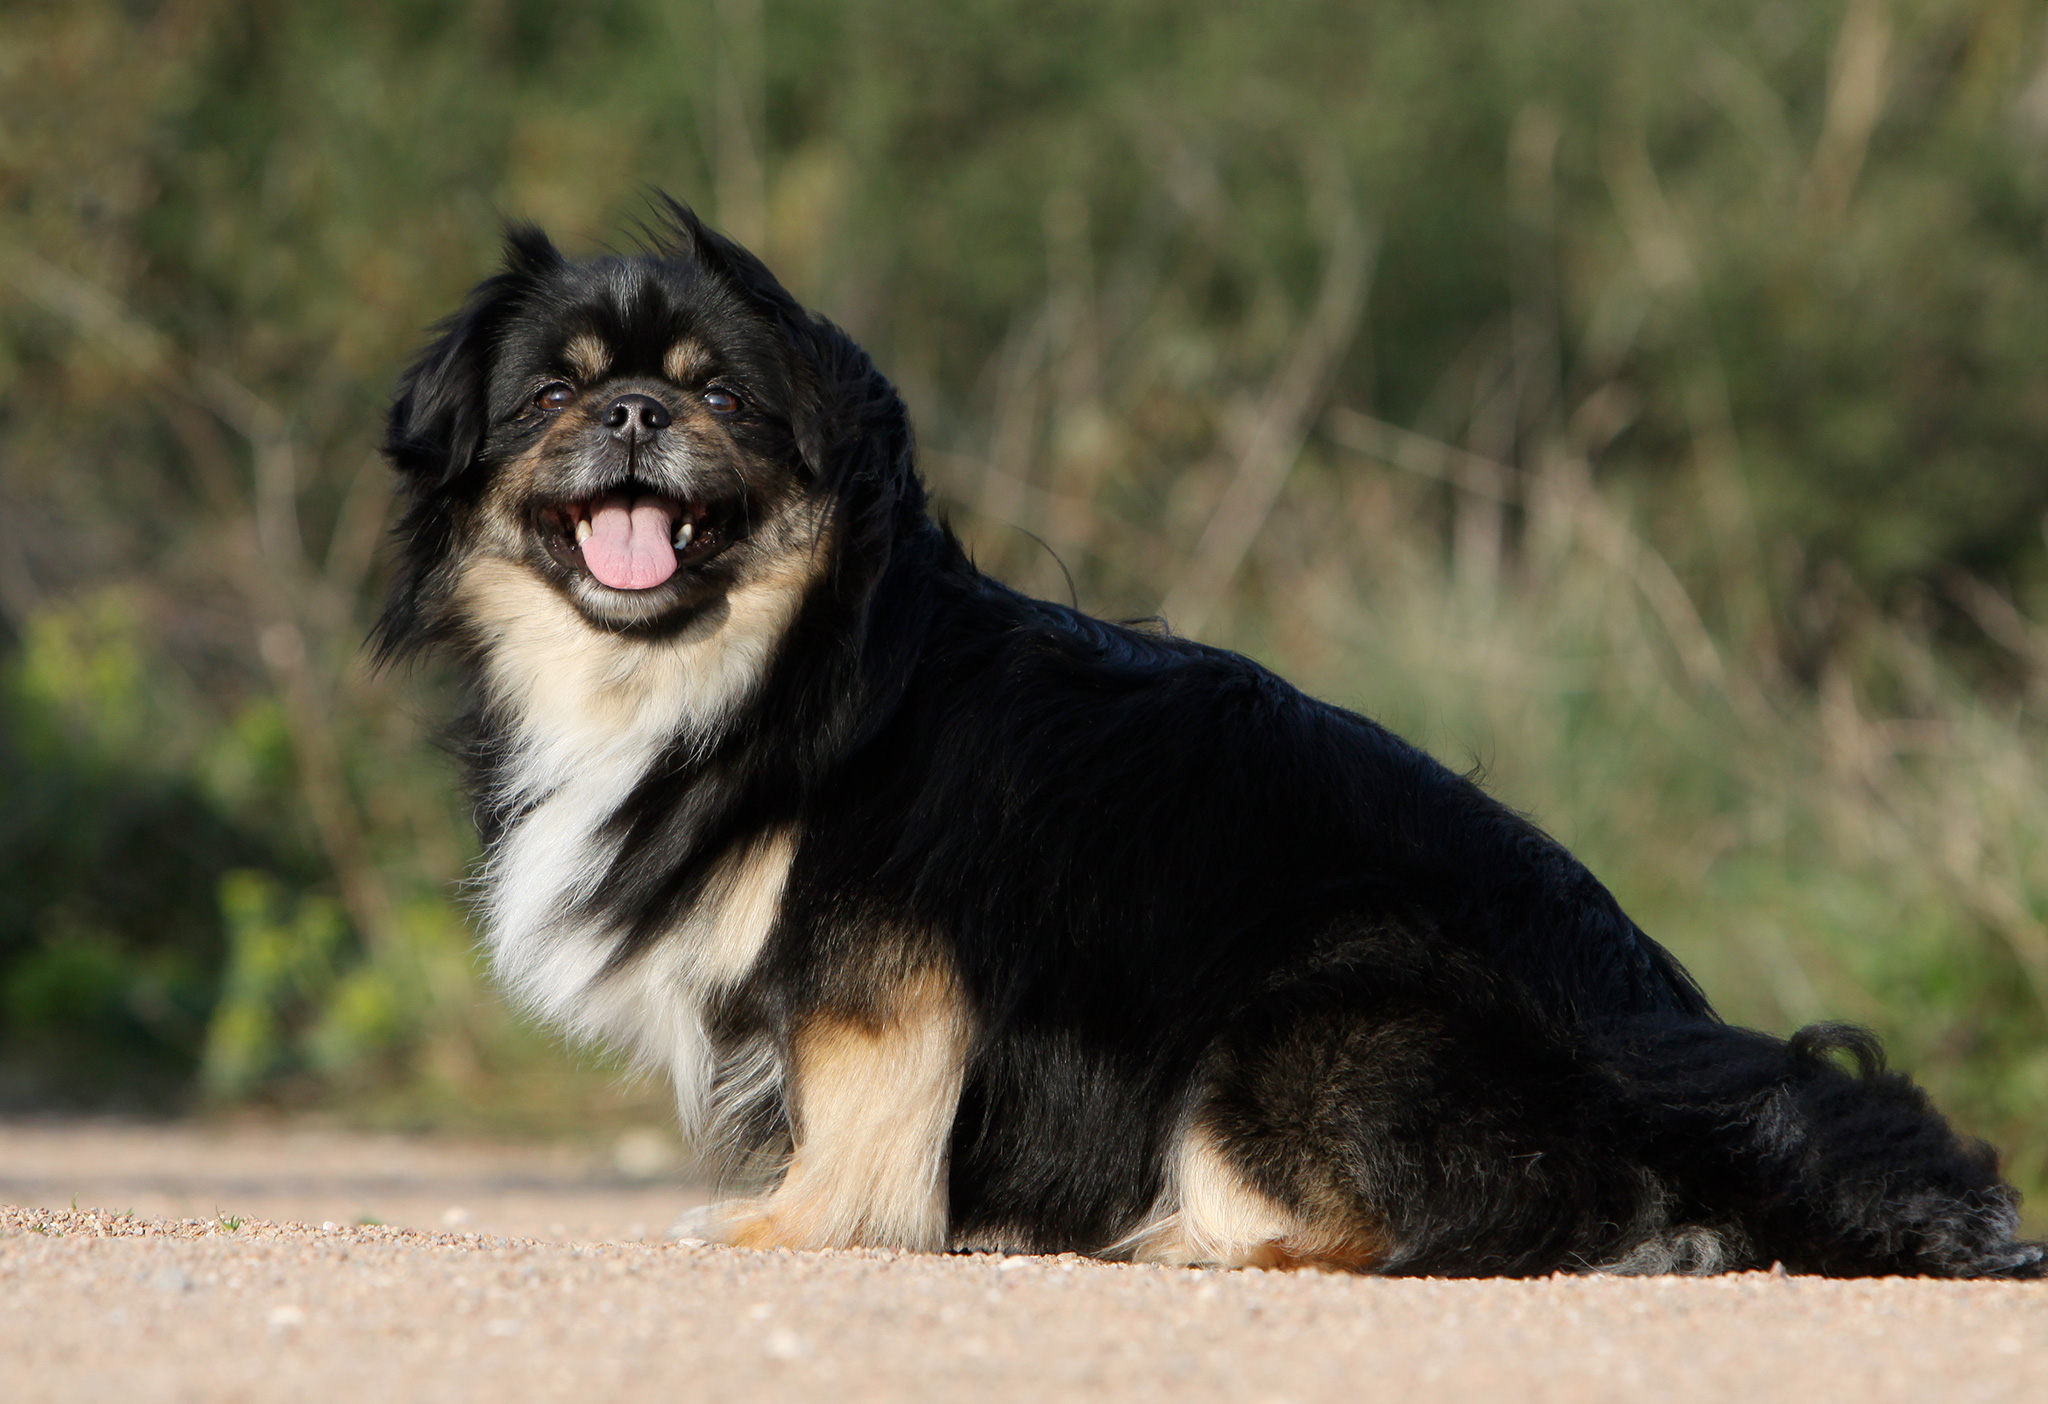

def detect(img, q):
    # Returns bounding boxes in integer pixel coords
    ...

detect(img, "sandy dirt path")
[3,1119,2044,1403]
[0,1117,706,1243]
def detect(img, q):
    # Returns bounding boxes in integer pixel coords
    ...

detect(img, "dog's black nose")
[602,394,672,441]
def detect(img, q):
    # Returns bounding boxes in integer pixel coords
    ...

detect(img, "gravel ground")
[3,1120,2045,1403]
[0,1117,705,1243]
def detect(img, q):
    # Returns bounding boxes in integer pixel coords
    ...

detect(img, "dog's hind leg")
[1119,1114,1385,1270]
[716,966,972,1252]
[1170,939,1677,1277]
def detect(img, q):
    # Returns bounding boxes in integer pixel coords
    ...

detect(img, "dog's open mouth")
[537,489,735,591]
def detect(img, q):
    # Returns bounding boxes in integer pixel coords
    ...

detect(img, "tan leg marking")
[721,967,972,1252]
[1122,1119,1382,1271]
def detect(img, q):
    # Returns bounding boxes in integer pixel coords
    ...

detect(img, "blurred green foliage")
[0,591,272,1105]
[2,0,2047,1219]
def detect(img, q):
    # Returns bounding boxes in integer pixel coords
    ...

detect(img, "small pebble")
[762,1328,809,1361]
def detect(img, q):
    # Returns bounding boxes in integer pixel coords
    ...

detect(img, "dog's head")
[376,201,918,681]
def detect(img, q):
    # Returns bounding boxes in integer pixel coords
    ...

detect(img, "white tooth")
[575,518,592,544]
[674,520,695,549]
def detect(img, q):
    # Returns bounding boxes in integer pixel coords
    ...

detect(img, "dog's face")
[380,210,855,660]
[470,255,816,631]
[378,205,918,761]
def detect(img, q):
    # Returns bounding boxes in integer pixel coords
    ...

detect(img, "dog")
[377,199,2043,1277]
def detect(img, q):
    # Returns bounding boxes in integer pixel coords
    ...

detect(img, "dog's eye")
[534,382,577,412]
[703,387,743,415]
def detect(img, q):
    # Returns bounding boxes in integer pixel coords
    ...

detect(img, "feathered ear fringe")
[384,222,560,489]
[373,222,564,664]
[638,187,905,495]
[641,194,787,304]
[502,223,564,278]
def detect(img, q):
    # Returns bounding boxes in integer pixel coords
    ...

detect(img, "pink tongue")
[582,498,678,591]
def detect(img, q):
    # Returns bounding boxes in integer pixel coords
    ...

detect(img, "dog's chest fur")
[460,554,812,1136]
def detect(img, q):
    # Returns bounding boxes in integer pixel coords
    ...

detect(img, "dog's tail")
[1601,1017,2044,1278]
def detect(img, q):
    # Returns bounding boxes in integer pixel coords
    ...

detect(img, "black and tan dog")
[377,200,2042,1277]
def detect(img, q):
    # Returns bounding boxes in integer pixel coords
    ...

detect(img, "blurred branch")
[975,310,1051,535]
[0,484,44,629]
[1945,572,2048,705]
[1324,405,1771,725]
[1817,664,2048,1014]
[3,249,399,959]
[1324,407,1514,502]
[1507,104,1562,450]
[1802,0,1892,223]
[1042,188,1113,558]
[1602,134,1773,660]
[6,252,296,559]
[319,451,395,625]
[257,617,399,964]
[1161,178,1378,638]
[709,0,768,248]
[1693,42,1804,202]
[930,449,1174,580]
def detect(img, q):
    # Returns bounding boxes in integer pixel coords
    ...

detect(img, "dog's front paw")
[667,1198,762,1246]
[670,1196,820,1251]
[719,1205,814,1251]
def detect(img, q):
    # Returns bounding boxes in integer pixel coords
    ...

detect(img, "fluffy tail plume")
[1606,1017,2043,1278]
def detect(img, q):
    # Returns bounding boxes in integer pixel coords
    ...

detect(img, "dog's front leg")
[718,967,971,1252]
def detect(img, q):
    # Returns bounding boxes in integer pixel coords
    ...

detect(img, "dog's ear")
[782,319,872,483]
[384,225,563,487]
[645,194,838,474]
[374,226,562,664]
[648,194,790,309]
[501,223,564,281]
[644,194,916,499]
